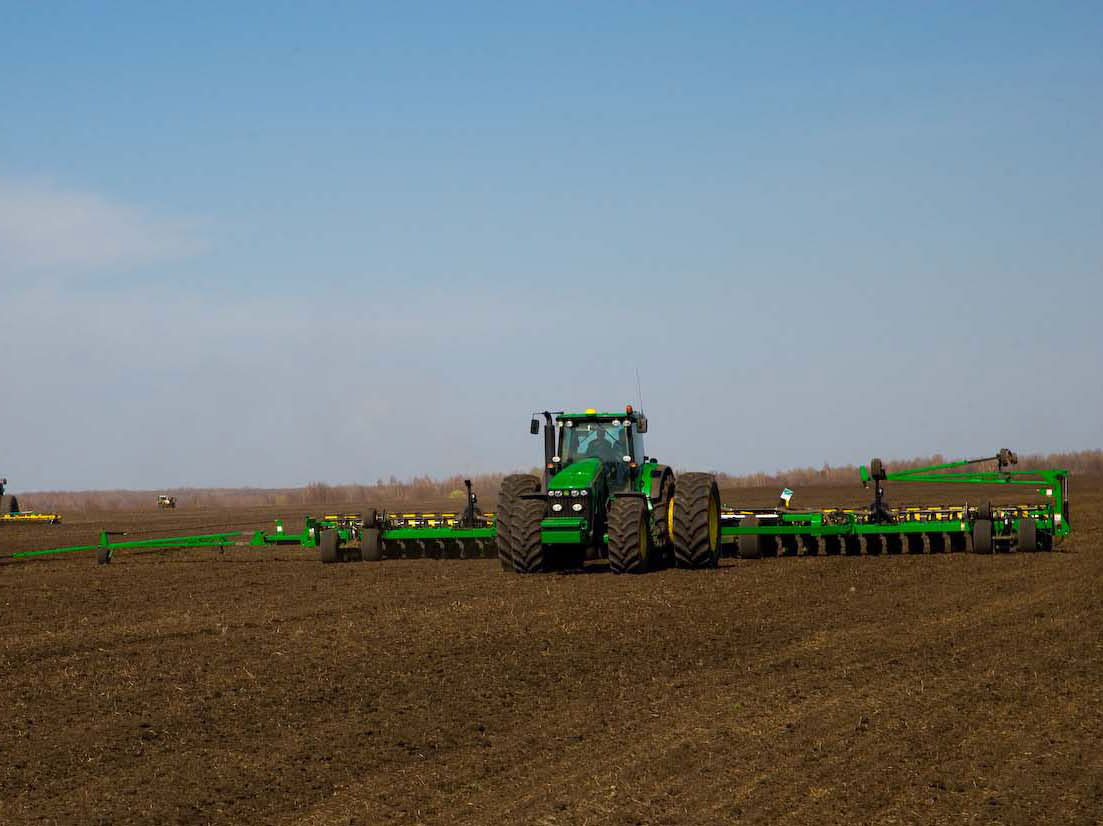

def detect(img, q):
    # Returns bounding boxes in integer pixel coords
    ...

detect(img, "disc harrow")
[721,450,1070,557]
[249,480,497,563]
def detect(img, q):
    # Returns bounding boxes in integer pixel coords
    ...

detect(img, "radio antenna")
[635,367,645,412]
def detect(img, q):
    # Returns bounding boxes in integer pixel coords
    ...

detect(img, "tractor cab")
[554,411,645,493]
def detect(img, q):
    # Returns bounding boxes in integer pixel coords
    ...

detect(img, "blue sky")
[2,2,1101,490]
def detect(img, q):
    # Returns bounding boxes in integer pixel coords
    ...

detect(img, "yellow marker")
[585,408,597,414]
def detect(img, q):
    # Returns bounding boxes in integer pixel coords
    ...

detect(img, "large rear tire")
[512,497,548,574]
[496,475,540,571]
[649,466,675,561]
[608,497,650,574]
[672,473,721,569]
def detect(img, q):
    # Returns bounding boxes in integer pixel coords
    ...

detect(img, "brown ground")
[1,479,1101,825]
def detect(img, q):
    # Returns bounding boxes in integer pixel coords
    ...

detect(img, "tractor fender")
[646,465,674,503]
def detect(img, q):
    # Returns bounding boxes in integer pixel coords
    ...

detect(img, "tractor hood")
[548,458,603,491]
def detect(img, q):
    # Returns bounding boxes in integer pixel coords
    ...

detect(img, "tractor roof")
[558,408,640,421]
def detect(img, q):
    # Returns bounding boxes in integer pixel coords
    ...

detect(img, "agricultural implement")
[157,495,176,509]
[2,530,243,565]
[0,477,62,524]
[251,480,498,563]
[723,450,1070,557]
[494,407,1071,573]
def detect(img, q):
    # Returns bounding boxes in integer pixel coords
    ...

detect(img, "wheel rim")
[638,515,649,563]
[708,497,719,549]
[667,494,676,541]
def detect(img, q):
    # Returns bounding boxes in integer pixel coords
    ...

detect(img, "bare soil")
[2,479,1101,825]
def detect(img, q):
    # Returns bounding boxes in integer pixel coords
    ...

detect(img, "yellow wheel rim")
[667,494,676,540]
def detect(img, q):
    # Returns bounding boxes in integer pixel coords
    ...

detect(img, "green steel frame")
[720,451,1070,552]
[4,530,243,565]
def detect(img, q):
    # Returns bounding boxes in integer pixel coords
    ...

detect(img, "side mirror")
[530,418,540,435]
[636,415,648,433]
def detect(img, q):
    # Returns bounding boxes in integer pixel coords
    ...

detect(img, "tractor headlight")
[551,503,563,512]
[550,490,562,497]
[572,502,583,512]
[580,489,588,496]
[570,489,579,497]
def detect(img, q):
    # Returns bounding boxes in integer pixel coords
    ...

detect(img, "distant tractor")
[496,407,721,574]
[157,495,177,509]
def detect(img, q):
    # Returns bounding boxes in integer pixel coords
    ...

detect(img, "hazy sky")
[2,2,1101,491]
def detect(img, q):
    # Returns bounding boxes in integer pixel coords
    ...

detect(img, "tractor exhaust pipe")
[542,411,556,488]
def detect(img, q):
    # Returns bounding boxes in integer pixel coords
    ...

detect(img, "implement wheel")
[496,475,540,571]
[972,520,993,555]
[0,494,17,514]
[608,497,650,574]
[671,473,721,569]
[512,497,547,574]
[737,517,762,559]
[361,528,382,562]
[1018,519,1038,552]
[319,530,340,564]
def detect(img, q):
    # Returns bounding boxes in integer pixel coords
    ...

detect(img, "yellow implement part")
[1,513,62,524]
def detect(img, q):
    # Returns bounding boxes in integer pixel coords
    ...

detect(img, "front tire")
[672,473,721,569]
[512,497,548,574]
[608,497,650,574]
[496,475,540,571]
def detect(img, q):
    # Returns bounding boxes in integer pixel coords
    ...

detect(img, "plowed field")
[2,479,1101,825]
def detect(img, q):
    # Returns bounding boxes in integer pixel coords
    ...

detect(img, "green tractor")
[496,407,721,574]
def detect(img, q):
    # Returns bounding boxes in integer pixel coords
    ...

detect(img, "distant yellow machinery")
[157,495,177,509]
[0,477,62,524]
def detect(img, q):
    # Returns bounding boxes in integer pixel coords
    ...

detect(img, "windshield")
[560,420,631,466]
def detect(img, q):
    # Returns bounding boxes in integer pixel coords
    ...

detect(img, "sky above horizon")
[2,2,1102,491]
